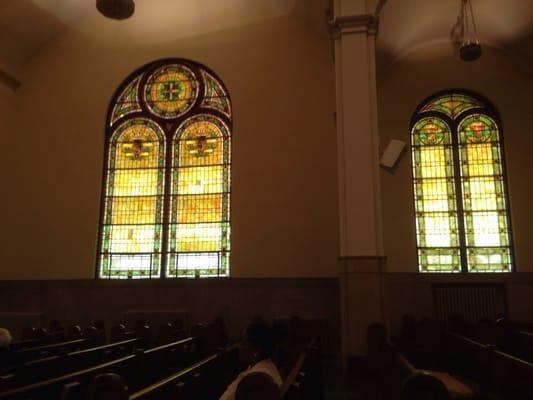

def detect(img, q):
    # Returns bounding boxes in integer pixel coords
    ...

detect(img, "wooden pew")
[365,323,475,400]
[128,345,239,400]
[0,338,142,390]
[507,330,533,363]
[489,350,533,399]
[10,329,66,351]
[280,339,321,400]
[0,354,137,399]
[0,336,199,399]
[444,332,492,398]
[16,336,104,363]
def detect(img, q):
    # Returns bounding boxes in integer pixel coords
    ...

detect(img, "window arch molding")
[410,89,514,273]
[97,58,232,279]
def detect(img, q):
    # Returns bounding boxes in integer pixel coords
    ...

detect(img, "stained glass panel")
[100,118,165,279]
[411,117,461,272]
[110,75,142,126]
[458,114,512,272]
[99,60,232,279]
[419,94,483,119]
[144,64,199,119]
[200,70,231,117]
[168,115,231,278]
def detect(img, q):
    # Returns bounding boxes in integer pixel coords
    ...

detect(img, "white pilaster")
[331,7,386,359]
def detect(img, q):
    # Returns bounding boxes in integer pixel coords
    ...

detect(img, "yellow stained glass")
[144,64,198,118]
[419,180,450,212]
[465,144,495,176]
[177,194,222,223]
[178,121,224,167]
[109,225,159,253]
[112,169,159,196]
[412,117,459,272]
[175,223,222,252]
[413,96,512,273]
[467,177,497,211]
[419,147,448,178]
[114,124,160,169]
[176,166,223,195]
[471,213,500,246]
[111,197,157,224]
[423,213,453,247]
[99,61,232,279]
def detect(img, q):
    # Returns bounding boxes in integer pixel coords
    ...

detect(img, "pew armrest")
[419,370,475,399]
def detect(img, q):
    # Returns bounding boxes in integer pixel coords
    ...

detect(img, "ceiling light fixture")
[96,0,135,20]
[451,0,481,61]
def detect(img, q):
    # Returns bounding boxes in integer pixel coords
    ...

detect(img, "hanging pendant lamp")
[96,0,135,20]
[458,0,481,61]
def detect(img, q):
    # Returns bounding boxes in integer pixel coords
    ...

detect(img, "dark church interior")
[0,0,532,399]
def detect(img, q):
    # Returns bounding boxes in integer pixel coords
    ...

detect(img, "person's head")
[240,319,276,365]
[0,328,12,349]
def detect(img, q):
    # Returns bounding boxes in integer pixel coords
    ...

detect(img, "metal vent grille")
[433,284,507,323]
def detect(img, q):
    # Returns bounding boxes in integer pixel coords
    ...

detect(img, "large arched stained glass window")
[411,91,513,273]
[98,59,232,279]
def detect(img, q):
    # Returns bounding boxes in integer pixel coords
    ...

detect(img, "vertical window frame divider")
[448,115,469,273]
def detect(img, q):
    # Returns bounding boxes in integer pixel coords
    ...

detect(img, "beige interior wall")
[0,16,339,279]
[378,43,533,273]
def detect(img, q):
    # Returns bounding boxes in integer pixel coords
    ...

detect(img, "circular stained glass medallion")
[416,119,448,145]
[144,64,199,119]
[460,115,495,144]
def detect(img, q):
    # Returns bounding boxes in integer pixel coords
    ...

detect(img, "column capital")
[329,14,378,38]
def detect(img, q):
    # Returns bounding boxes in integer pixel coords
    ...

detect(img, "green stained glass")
[98,59,232,280]
[412,117,460,272]
[100,118,166,279]
[167,114,231,278]
[110,75,142,126]
[144,64,199,119]
[412,92,513,274]
[458,114,512,272]
[200,70,231,117]
[419,94,483,119]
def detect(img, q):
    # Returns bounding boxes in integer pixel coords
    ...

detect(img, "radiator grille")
[433,284,507,323]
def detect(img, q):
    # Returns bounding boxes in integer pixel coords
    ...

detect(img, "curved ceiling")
[0,0,330,74]
[31,0,297,45]
[377,0,533,64]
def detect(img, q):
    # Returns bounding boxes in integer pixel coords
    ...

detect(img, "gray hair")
[0,328,12,347]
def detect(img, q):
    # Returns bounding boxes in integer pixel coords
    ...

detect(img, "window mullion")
[451,121,468,273]
[160,132,174,278]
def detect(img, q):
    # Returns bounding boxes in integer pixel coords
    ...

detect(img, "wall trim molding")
[329,14,378,38]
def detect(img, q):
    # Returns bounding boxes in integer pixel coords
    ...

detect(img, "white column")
[331,3,386,358]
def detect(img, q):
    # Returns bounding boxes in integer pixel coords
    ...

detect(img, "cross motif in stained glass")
[98,60,232,279]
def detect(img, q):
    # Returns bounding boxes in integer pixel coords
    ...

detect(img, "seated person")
[0,328,15,370]
[220,320,282,400]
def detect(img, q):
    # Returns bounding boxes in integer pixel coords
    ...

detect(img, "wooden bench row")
[367,321,533,400]
[0,336,199,399]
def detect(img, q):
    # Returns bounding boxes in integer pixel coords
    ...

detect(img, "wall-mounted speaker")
[380,139,406,169]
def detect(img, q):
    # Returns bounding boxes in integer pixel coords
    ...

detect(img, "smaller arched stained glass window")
[412,118,460,272]
[457,114,511,272]
[100,118,166,278]
[98,59,232,279]
[411,91,513,273]
[168,114,231,278]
